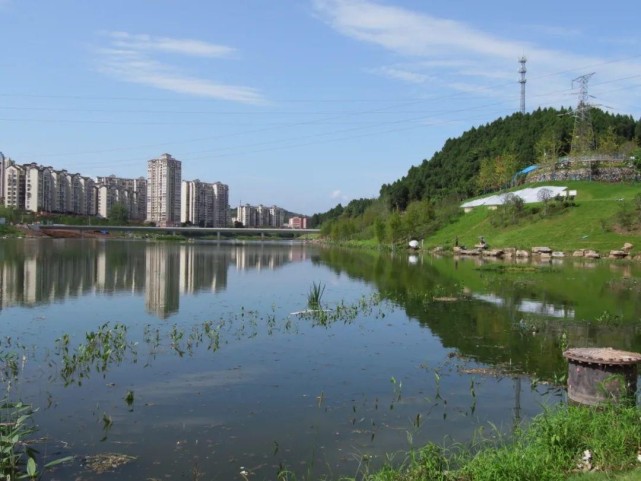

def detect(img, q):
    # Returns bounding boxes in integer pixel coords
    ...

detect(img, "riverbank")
[359,403,641,481]
[424,181,641,254]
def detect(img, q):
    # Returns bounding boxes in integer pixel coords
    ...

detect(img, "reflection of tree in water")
[315,249,641,382]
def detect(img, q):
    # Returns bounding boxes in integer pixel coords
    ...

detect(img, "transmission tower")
[570,73,595,157]
[518,56,527,114]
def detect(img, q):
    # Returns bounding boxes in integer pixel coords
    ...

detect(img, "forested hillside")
[310,107,641,243]
[379,107,641,211]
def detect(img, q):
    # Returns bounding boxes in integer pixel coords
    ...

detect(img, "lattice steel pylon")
[518,57,527,114]
[570,73,595,157]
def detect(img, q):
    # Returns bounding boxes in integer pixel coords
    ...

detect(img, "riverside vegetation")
[315,180,641,253]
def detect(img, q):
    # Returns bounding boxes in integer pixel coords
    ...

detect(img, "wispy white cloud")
[312,0,641,116]
[524,24,582,39]
[313,0,525,59]
[330,189,348,202]
[372,66,429,84]
[95,31,265,104]
[107,31,236,58]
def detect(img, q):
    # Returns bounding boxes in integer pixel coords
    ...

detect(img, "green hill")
[426,180,641,252]
[311,107,641,251]
[378,108,641,210]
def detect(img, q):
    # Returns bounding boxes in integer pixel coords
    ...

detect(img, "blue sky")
[2,0,640,215]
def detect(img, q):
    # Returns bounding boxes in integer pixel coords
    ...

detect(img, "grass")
[426,181,641,252]
[358,403,641,481]
[568,469,641,480]
[307,281,326,310]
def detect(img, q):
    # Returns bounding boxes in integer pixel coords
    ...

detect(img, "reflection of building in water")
[0,240,100,308]
[145,244,180,319]
[0,241,313,316]
[288,244,310,263]
[179,245,229,294]
[232,244,311,271]
[95,243,146,294]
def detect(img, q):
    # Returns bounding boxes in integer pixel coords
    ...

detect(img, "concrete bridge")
[36,224,320,239]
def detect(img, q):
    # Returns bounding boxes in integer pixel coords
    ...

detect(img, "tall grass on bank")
[360,403,641,481]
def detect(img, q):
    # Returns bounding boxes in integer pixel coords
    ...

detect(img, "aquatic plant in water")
[307,281,326,310]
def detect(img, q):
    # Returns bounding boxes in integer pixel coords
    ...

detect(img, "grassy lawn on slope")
[427,181,641,252]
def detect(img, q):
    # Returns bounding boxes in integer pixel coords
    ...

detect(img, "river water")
[1,239,640,480]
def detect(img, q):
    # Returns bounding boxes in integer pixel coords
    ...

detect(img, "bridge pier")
[217,232,221,241]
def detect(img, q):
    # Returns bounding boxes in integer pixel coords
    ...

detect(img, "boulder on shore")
[532,246,552,254]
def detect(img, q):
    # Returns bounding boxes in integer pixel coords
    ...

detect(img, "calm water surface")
[1,239,640,480]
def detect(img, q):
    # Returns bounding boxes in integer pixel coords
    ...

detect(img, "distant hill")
[378,107,641,211]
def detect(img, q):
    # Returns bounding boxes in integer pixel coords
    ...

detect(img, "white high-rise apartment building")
[181,179,229,227]
[237,204,256,227]
[147,153,181,227]
[236,203,283,228]
[0,152,5,203]
[211,182,229,227]
[25,164,54,213]
[269,205,284,227]
[4,163,25,210]
[96,175,147,220]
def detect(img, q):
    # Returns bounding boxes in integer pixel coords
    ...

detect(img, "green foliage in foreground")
[0,398,73,480]
[357,403,641,481]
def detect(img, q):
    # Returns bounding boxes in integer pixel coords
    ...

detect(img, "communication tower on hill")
[518,56,527,114]
[570,72,595,157]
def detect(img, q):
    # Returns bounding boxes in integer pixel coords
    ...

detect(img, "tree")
[374,218,386,244]
[597,126,619,155]
[476,157,496,193]
[108,203,129,225]
[535,131,562,166]
[537,188,553,216]
[387,211,403,244]
[493,153,519,189]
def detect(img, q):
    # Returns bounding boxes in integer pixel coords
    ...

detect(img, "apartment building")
[211,182,229,227]
[96,175,147,220]
[288,216,308,229]
[24,164,54,213]
[181,179,230,227]
[269,205,284,228]
[4,163,25,210]
[236,203,284,228]
[236,204,256,227]
[147,153,181,227]
[0,151,243,226]
[0,152,5,202]
[71,174,97,216]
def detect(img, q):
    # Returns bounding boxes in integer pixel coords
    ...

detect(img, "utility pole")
[518,57,527,114]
